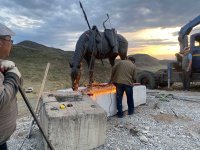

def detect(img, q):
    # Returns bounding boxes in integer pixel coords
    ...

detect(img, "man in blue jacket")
[176,47,192,91]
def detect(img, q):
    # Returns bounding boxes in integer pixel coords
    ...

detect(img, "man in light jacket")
[176,47,192,91]
[0,23,22,150]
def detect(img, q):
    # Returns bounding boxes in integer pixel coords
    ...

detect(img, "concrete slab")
[57,85,146,117]
[90,85,146,116]
[40,91,107,150]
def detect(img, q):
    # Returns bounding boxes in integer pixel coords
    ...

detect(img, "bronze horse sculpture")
[70,27,128,91]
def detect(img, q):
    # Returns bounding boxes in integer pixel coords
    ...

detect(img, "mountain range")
[8,41,170,90]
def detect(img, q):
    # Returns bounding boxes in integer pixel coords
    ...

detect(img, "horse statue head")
[69,62,82,91]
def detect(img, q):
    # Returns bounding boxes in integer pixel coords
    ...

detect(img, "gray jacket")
[182,53,192,71]
[0,72,20,145]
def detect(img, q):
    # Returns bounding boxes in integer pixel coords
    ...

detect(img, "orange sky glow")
[123,27,181,60]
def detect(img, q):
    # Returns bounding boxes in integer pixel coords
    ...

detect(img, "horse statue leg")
[88,56,96,87]
[109,55,117,66]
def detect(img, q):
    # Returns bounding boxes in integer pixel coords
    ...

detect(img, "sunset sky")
[1,0,200,60]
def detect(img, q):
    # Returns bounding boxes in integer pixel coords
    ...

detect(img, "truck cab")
[190,33,200,72]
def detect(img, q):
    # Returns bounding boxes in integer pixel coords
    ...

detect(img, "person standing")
[110,57,136,118]
[176,47,192,91]
[0,23,22,150]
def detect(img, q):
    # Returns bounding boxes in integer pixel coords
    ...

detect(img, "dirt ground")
[9,82,200,150]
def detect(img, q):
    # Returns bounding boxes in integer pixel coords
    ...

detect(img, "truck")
[136,15,200,89]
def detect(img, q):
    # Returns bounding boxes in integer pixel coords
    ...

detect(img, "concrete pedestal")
[90,85,146,116]
[40,91,107,150]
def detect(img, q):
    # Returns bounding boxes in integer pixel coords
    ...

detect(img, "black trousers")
[0,142,7,150]
[182,70,191,90]
[115,83,134,114]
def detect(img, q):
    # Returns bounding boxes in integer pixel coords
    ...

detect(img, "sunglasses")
[0,37,13,44]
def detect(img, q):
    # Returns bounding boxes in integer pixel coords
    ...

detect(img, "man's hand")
[0,60,15,72]
[108,79,112,84]
[175,53,179,57]
[186,66,191,72]
[7,67,21,78]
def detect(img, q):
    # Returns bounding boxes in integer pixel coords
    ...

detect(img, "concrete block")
[90,85,146,116]
[40,91,107,150]
[57,85,146,117]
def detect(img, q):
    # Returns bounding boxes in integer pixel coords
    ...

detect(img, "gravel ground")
[8,89,200,150]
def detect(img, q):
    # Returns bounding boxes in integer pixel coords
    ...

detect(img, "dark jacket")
[0,72,20,145]
[111,60,136,86]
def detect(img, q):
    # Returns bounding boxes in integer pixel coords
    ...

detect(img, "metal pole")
[18,86,55,150]
[167,63,171,89]
[79,1,91,30]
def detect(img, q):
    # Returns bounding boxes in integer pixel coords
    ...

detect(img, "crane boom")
[178,15,200,51]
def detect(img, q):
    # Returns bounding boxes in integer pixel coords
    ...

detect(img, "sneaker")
[128,110,134,115]
[117,112,123,118]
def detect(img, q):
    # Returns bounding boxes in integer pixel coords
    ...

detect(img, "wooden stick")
[27,62,50,138]
[35,62,50,113]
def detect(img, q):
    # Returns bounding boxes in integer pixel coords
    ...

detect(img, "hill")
[8,41,170,91]
[128,54,169,72]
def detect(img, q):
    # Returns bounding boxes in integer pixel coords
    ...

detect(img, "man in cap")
[110,57,136,118]
[0,23,22,150]
[176,47,192,91]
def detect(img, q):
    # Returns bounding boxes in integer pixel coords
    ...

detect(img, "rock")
[146,133,153,138]
[160,111,164,114]
[124,124,134,130]
[25,87,34,93]
[144,126,150,131]
[118,124,124,128]
[113,127,120,132]
[130,127,139,136]
[190,132,199,139]
[169,134,175,138]
[139,135,148,143]
[141,130,148,134]
[181,135,186,138]
[149,139,154,143]
[154,137,159,140]
[153,102,160,109]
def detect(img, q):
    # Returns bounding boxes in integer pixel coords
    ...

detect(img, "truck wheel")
[136,71,157,89]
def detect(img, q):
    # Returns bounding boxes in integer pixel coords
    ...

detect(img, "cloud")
[1,0,200,59]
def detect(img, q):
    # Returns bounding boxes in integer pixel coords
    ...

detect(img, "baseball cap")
[0,23,15,36]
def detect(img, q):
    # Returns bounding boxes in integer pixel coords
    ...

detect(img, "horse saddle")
[88,26,118,55]
[104,28,118,55]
